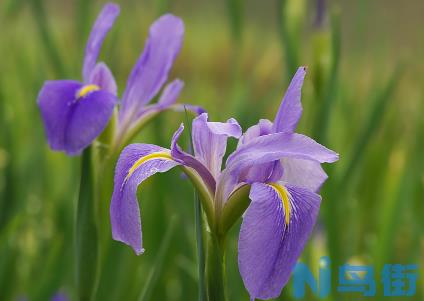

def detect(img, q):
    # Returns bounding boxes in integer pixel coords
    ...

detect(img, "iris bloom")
[110,67,338,300]
[37,3,199,155]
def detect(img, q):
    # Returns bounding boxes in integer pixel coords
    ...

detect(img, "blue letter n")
[293,256,331,299]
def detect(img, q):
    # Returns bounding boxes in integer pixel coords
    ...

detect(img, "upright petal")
[237,119,273,147]
[110,143,180,254]
[280,158,328,192]
[89,62,118,95]
[238,160,284,185]
[37,80,82,151]
[64,89,117,155]
[237,119,275,183]
[272,67,306,133]
[192,113,242,179]
[82,3,120,82]
[120,14,184,124]
[238,182,321,300]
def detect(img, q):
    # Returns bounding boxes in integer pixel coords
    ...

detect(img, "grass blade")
[339,65,403,186]
[313,8,341,144]
[138,216,177,301]
[374,106,424,270]
[325,66,402,296]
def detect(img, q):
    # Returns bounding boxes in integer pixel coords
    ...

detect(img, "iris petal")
[37,80,82,152]
[280,158,328,192]
[192,113,242,179]
[237,119,277,183]
[119,14,184,125]
[157,79,184,107]
[82,3,120,82]
[218,132,338,202]
[89,62,118,95]
[238,182,321,300]
[170,123,217,192]
[237,119,273,147]
[64,90,117,154]
[110,144,180,254]
[272,67,306,133]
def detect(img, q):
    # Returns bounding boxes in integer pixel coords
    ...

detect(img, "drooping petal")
[218,132,338,201]
[280,158,328,192]
[192,113,242,179]
[119,14,184,125]
[82,3,120,82]
[110,143,180,254]
[272,67,306,133]
[89,62,118,95]
[64,89,117,155]
[238,182,321,300]
[170,123,217,191]
[37,80,82,151]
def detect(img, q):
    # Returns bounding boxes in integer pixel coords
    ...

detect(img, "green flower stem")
[76,147,99,301]
[206,232,227,301]
[195,190,207,301]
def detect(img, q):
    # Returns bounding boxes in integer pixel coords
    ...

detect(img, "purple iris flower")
[110,67,338,300]
[37,3,199,155]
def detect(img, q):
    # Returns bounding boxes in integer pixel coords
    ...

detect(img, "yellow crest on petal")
[76,84,100,99]
[124,152,173,183]
[269,183,291,226]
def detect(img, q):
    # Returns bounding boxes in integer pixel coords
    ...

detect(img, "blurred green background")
[0,0,423,300]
